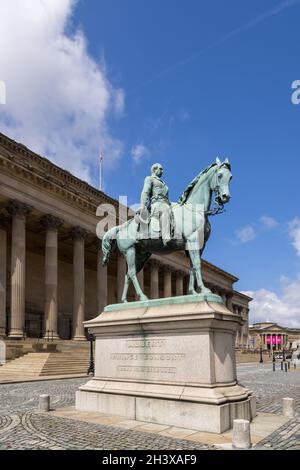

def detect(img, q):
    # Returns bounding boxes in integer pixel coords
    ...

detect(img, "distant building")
[249,322,300,350]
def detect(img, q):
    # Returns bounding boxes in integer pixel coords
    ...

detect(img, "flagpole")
[99,153,103,191]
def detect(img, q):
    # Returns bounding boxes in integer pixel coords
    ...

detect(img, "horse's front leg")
[188,247,211,295]
[125,247,148,301]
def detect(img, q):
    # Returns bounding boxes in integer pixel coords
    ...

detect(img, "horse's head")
[212,157,232,205]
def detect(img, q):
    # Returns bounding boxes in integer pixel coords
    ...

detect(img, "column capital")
[71,226,89,241]
[95,237,102,251]
[235,305,242,315]
[0,214,9,229]
[149,258,161,269]
[163,264,173,274]
[176,269,186,278]
[6,200,32,219]
[41,214,64,231]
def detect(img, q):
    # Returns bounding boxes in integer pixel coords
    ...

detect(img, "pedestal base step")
[76,382,256,434]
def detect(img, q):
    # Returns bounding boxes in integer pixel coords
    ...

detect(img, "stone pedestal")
[76,295,256,434]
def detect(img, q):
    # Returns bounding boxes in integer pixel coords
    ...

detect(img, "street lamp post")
[87,331,95,376]
[259,347,263,363]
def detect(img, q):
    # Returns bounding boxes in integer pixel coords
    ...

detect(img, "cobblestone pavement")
[255,419,300,450]
[0,378,87,413]
[0,411,217,450]
[237,363,300,415]
[0,365,299,450]
[0,378,216,450]
[237,363,300,450]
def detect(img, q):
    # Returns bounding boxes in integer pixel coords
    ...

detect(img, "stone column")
[96,240,108,313]
[220,290,227,305]
[238,307,244,348]
[150,259,160,299]
[163,265,172,298]
[41,215,63,339]
[226,292,233,312]
[117,254,127,302]
[72,227,88,340]
[233,305,238,346]
[136,270,144,300]
[7,201,31,339]
[137,270,144,290]
[175,271,184,296]
[244,308,249,348]
[0,216,8,337]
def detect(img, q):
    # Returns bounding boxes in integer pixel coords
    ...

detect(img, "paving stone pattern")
[0,365,299,450]
[0,378,216,450]
[237,363,300,415]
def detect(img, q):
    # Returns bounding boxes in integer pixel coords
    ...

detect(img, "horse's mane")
[178,163,217,205]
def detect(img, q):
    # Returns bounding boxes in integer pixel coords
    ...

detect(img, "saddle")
[135,205,175,240]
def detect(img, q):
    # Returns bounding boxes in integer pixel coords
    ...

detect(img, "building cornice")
[232,289,252,302]
[0,132,118,212]
[202,259,239,284]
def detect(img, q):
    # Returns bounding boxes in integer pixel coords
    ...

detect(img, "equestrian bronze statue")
[102,157,232,302]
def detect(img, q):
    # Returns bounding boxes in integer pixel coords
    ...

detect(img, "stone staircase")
[0,353,50,377]
[0,342,91,380]
[40,350,90,376]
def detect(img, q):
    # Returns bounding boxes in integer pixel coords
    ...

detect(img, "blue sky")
[73,0,300,288]
[1,0,300,325]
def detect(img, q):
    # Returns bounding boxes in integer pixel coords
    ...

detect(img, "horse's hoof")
[201,288,212,295]
[122,299,128,303]
[188,290,197,295]
[140,295,148,302]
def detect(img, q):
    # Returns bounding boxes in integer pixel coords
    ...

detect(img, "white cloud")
[233,215,278,244]
[243,278,300,328]
[0,80,6,105]
[260,215,278,229]
[243,215,300,328]
[131,143,150,164]
[235,225,256,243]
[288,217,300,257]
[0,0,124,183]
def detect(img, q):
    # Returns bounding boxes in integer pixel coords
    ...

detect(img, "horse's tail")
[102,226,119,266]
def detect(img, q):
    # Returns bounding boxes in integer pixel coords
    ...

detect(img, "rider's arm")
[141,176,152,207]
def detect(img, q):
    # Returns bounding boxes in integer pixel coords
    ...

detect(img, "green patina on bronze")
[104,292,223,312]
[101,158,232,303]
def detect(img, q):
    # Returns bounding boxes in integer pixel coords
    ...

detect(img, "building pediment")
[261,325,285,332]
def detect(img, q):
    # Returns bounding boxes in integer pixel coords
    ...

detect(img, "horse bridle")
[206,166,226,216]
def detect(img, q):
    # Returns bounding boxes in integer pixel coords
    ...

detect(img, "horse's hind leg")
[188,265,197,295]
[121,274,130,303]
[124,247,148,301]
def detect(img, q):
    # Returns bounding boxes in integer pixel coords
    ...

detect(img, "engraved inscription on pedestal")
[126,338,166,349]
[95,333,212,384]
[108,342,186,379]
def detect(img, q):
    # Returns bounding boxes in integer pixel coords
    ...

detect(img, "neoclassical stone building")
[0,133,251,346]
[249,322,300,350]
